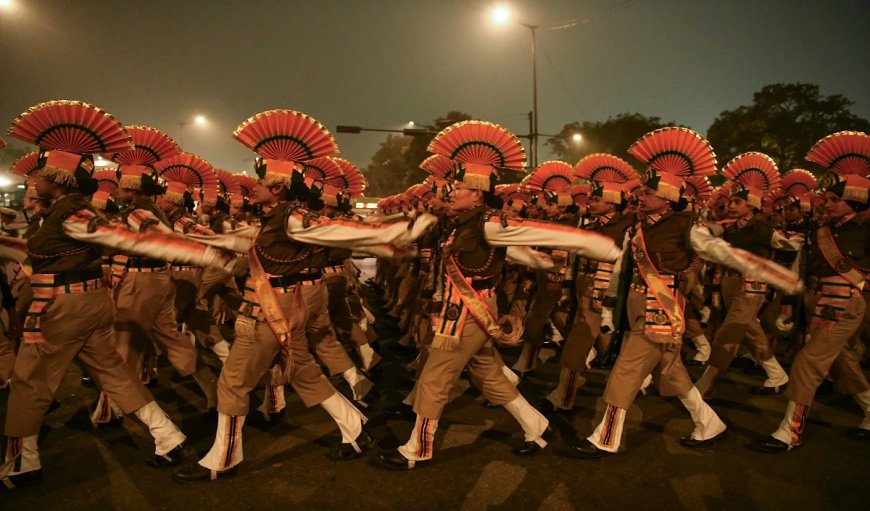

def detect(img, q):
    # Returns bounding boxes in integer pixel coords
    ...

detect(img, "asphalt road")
[2,265,868,510]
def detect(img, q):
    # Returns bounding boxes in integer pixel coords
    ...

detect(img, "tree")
[364,111,473,197]
[707,83,870,173]
[364,134,412,197]
[546,113,672,167]
[0,144,29,172]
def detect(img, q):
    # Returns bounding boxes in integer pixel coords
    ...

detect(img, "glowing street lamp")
[178,114,207,148]
[490,5,512,25]
[489,5,540,166]
[572,133,583,143]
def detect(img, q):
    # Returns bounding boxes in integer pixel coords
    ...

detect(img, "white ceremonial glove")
[775,315,794,333]
[600,307,615,334]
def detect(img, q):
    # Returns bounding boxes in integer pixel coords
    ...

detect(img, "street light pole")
[177,121,189,148]
[526,23,539,168]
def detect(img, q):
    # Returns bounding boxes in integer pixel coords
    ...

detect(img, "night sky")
[1,0,868,174]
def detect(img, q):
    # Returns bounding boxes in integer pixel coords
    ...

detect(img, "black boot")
[172,464,238,484]
[327,430,372,461]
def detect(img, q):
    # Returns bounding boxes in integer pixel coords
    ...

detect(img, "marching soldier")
[569,128,802,458]
[0,100,238,489]
[756,131,870,452]
[377,121,622,470]
[173,109,436,483]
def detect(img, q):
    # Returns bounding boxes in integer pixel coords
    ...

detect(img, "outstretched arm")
[690,225,802,294]
[63,209,236,271]
[483,216,621,263]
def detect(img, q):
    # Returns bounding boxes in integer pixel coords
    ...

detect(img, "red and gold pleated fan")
[153,152,218,194]
[623,179,643,197]
[627,127,717,177]
[235,174,258,199]
[419,154,457,181]
[781,169,817,197]
[7,100,133,154]
[233,109,338,161]
[525,161,574,193]
[721,152,781,192]
[301,156,343,182]
[495,183,519,197]
[684,176,713,202]
[574,153,639,183]
[570,182,591,207]
[215,169,242,197]
[93,170,119,195]
[329,157,367,198]
[805,131,870,177]
[427,120,526,171]
[10,151,40,177]
[110,125,181,166]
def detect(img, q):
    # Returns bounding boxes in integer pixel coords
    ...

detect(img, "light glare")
[194,115,207,125]
[572,133,583,142]
[490,5,511,25]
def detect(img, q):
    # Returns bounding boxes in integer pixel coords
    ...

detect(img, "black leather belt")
[269,272,323,287]
[471,278,494,290]
[127,258,167,269]
[53,267,103,286]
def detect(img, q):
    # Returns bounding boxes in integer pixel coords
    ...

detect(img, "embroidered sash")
[816,226,865,291]
[632,228,684,342]
[248,249,296,382]
[431,254,520,351]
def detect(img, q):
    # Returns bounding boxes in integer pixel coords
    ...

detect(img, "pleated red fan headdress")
[235,174,258,202]
[806,131,870,177]
[10,151,40,177]
[684,176,713,203]
[705,185,732,212]
[109,125,181,166]
[526,161,574,206]
[90,169,119,212]
[301,157,344,206]
[427,120,526,191]
[93,170,118,195]
[721,152,781,209]
[329,158,368,198]
[628,127,717,203]
[7,100,133,187]
[623,179,643,198]
[234,109,338,187]
[216,169,242,207]
[768,169,818,211]
[420,154,456,199]
[575,153,639,205]
[570,182,591,210]
[807,131,870,206]
[153,152,218,205]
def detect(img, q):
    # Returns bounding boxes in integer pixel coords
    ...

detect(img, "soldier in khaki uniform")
[542,154,637,411]
[0,100,237,489]
[173,109,436,483]
[569,128,802,458]
[695,153,796,397]
[757,131,870,452]
[90,150,221,425]
[377,121,623,470]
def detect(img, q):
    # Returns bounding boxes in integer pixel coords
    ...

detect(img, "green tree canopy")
[707,83,870,173]
[365,111,472,197]
[545,113,673,168]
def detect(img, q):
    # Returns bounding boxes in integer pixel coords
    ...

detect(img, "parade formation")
[0,99,868,490]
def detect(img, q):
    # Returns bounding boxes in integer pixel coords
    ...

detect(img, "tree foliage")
[365,111,472,197]
[707,83,870,172]
[546,113,673,168]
